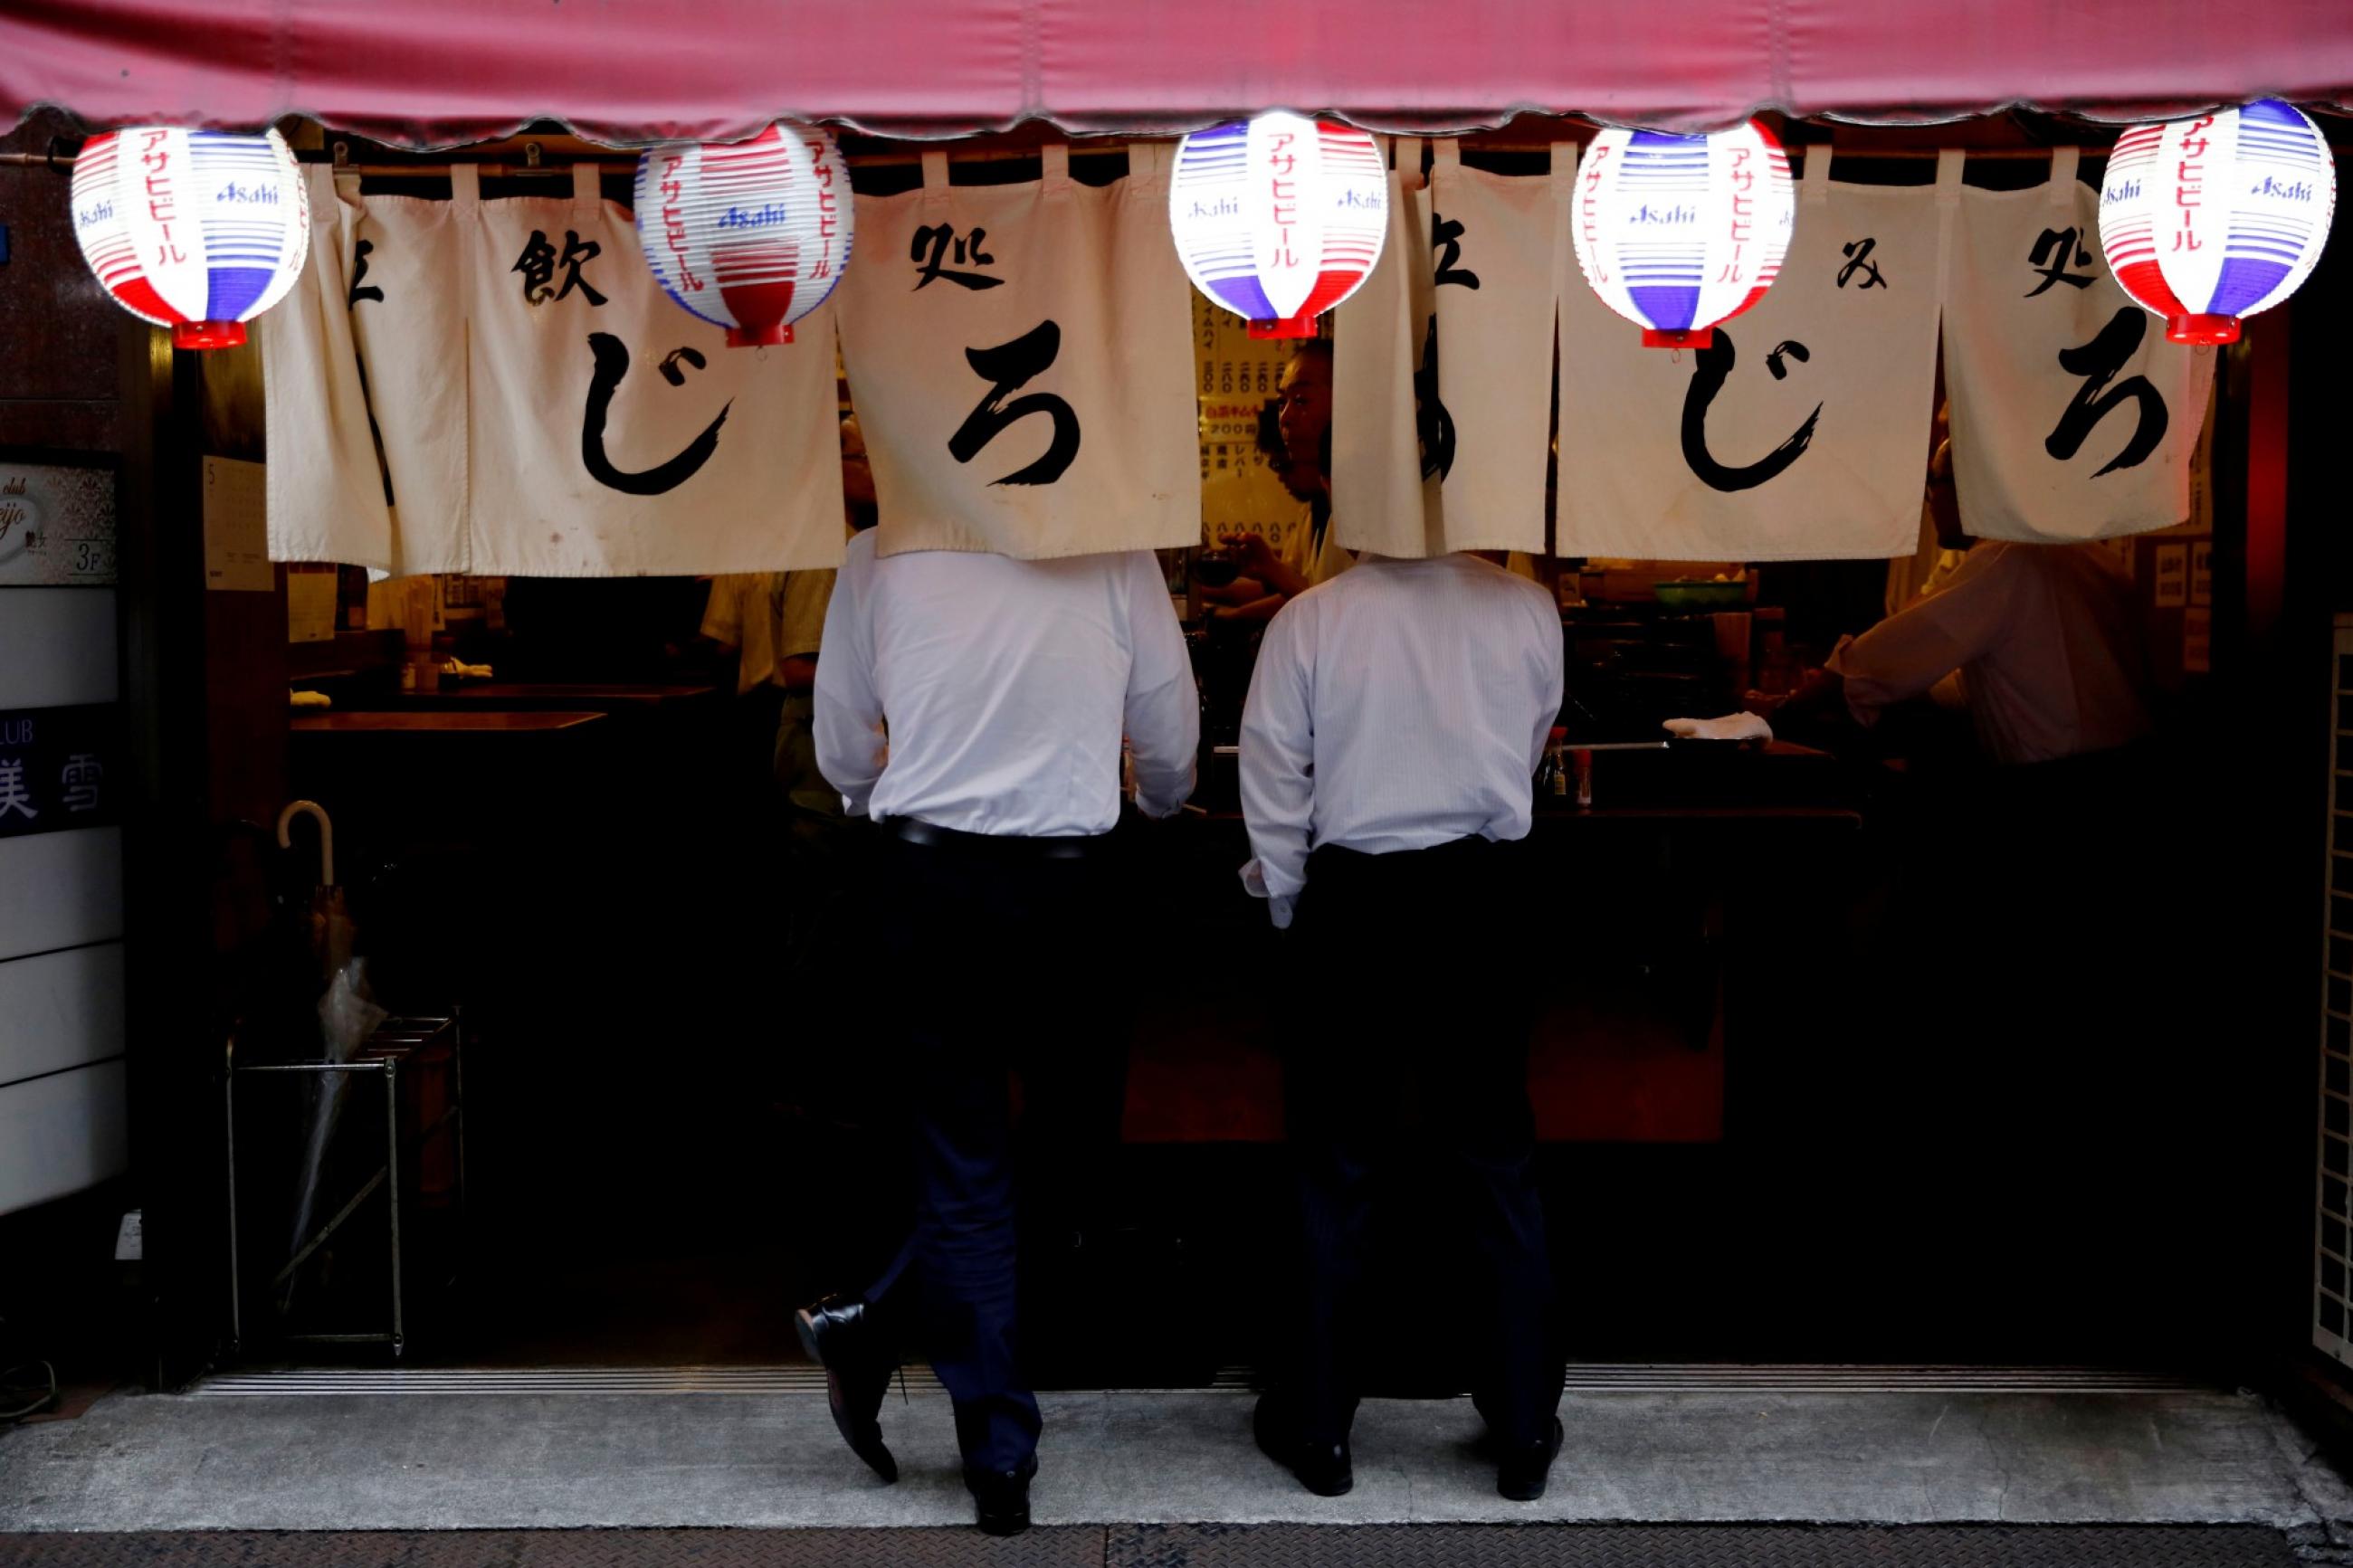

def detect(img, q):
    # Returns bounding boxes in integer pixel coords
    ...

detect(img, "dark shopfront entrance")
[208,647,2262,1389]
[0,108,2330,1411]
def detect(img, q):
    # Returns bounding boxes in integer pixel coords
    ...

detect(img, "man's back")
[813,533,1197,836]
[1239,552,1564,922]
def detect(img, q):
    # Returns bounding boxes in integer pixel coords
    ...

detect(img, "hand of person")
[1197,576,1268,606]
[1225,531,1283,580]
[1771,667,1849,735]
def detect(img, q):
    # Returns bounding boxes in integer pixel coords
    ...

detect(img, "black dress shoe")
[1253,1393,1353,1497]
[966,1456,1037,1536]
[1496,1416,1566,1502]
[794,1294,897,1483]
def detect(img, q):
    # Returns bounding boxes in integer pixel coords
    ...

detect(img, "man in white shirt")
[808,535,1197,1535]
[1799,440,2155,767]
[1237,547,1567,1503]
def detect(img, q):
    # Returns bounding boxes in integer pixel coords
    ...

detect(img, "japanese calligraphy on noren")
[2025,226,2098,296]
[579,333,731,496]
[349,239,385,306]
[1415,317,1456,480]
[948,321,1081,486]
[1681,328,1823,493]
[911,224,1003,291]
[515,229,608,308]
[1432,212,1481,290]
[2045,308,2168,476]
[1837,237,1885,290]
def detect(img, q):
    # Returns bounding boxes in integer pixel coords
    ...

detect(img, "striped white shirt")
[814,533,1199,837]
[1238,552,1564,927]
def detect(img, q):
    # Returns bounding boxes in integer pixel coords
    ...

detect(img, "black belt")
[889,816,1098,860]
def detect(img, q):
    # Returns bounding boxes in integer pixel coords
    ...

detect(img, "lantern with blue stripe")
[71,127,309,351]
[634,123,853,348]
[1170,112,1388,339]
[2098,100,2336,347]
[1571,120,1796,350]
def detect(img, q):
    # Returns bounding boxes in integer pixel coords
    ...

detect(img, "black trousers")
[1281,833,1562,1447]
[872,826,1129,1474]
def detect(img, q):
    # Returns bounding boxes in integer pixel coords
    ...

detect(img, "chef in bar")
[809,527,1199,1535]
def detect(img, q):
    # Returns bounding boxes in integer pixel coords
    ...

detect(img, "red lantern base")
[172,319,247,351]
[727,322,794,347]
[2166,313,2240,346]
[1247,316,1318,340]
[1641,327,1714,350]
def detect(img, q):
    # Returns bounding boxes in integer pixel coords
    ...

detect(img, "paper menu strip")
[203,456,273,593]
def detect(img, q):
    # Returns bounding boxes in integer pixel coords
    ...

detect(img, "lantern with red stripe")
[2098,100,2336,347]
[1170,112,1388,339]
[1571,120,1796,349]
[634,123,853,348]
[71,127,309,351]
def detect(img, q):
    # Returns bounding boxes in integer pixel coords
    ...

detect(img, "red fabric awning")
[5,0,2351,149]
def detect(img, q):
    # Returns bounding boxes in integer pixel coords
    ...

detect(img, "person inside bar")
[1235,528,1568,1502]
[803,525,1198,1536]
[1201,339,1353,623]
[1785,434,2155,768]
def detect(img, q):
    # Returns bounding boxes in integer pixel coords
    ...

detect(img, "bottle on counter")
[1536,726,1568,800]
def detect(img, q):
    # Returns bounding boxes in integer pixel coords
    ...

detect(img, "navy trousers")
[1281,834,1563,1449]
[873,828,1128,1475]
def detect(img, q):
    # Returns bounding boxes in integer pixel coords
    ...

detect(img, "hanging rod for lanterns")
[0,139,2137,175]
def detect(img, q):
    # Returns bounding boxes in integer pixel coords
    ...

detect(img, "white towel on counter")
[1663,713,1775,744]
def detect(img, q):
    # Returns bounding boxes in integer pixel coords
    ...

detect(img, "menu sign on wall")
[1194,290,1291,486]
[0,464,116,586]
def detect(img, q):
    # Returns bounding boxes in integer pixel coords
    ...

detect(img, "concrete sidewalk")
[4,1388,2350,1532]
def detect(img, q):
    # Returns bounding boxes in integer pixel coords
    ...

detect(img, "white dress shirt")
[814,532,1199,837]
[1829,539,2153,766]
[1238,552,1564,927]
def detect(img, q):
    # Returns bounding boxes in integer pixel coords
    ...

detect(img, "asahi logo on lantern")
[718,204,793,230]
[1170,111,1388,339]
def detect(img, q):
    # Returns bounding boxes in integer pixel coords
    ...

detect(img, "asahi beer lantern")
[71,127,310,351]
[2100,99,2336,346]
[635,123,854,347]
[1571,120,1796,349]
[1170,112,1388,339]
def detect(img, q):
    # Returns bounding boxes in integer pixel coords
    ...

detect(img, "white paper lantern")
[1571,120,1796,349]
[71,126,310,351]
[635,123,853,348]
[2099,99,2336,346]
[1170,112,1388,339]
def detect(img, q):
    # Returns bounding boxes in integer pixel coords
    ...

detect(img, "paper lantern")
[2099,100,2336,347]
[1571,121,1796,350]
[71,127,309,351]
[1170,112,1388,339]
[634,123,853,348]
